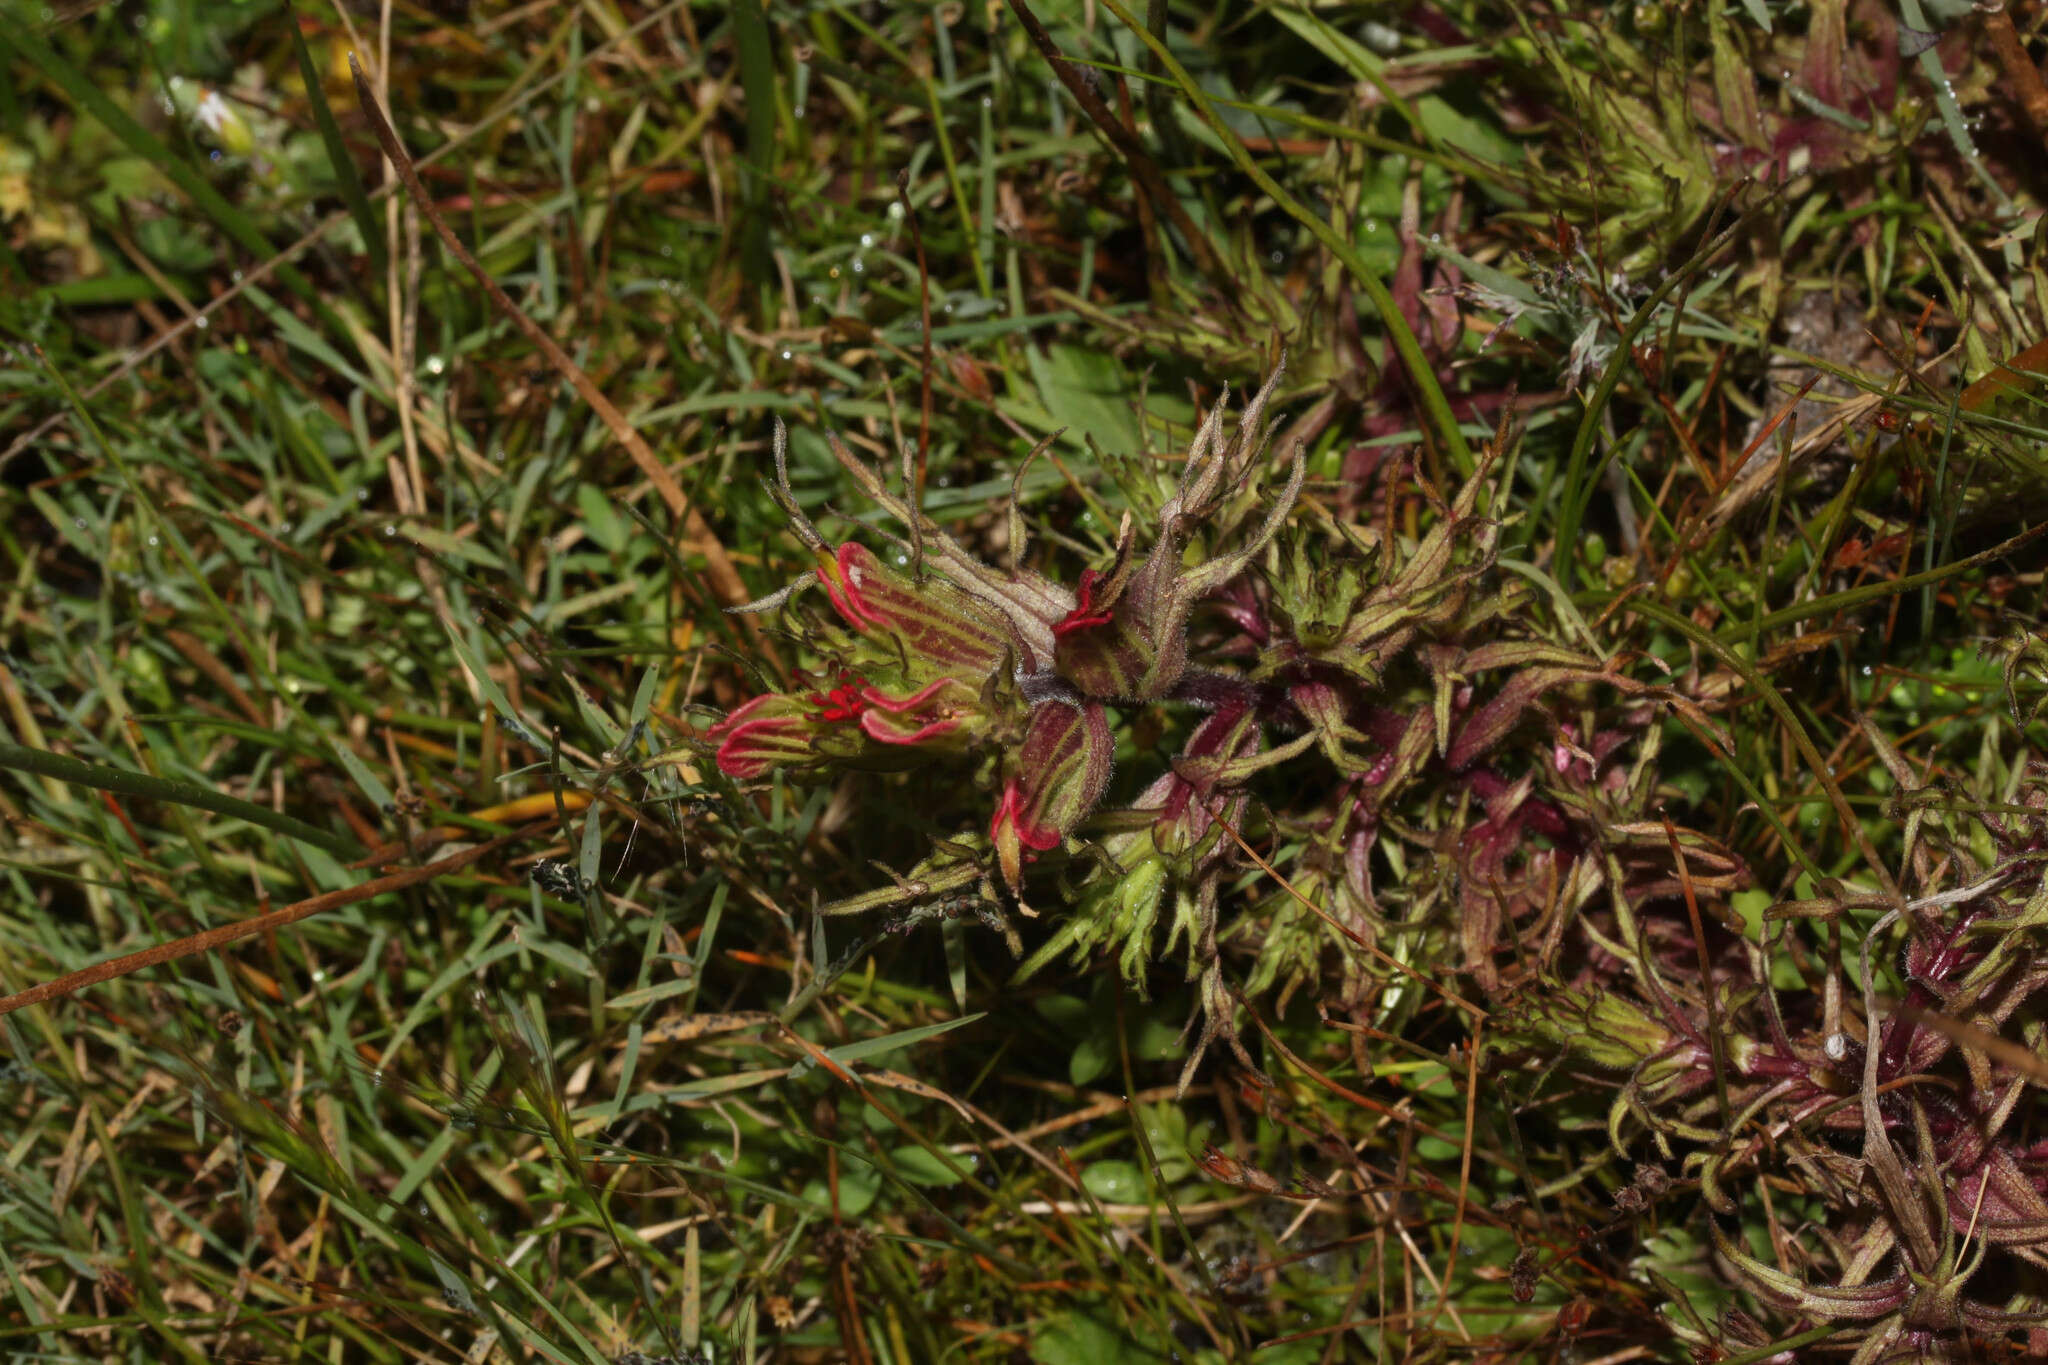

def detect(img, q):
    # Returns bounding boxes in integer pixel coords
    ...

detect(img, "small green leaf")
[575,484,628,552]
[1080,1159,1147,1205]
[1415,94,1522,166]
[943,915,968,1013]
[1031,1312,1141,1365]
[628,665,661,733]
[1130,1009,1183,1062]
[888,1144,965,1187]
[1069,1034,1111,1087]
[1731,889,1771,941]
[577,803,604,893]
[801,1162,880,1216]
[1021,344,1143,455]
[1034,994,1089,1031]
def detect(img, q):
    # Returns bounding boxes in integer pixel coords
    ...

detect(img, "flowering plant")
[708,372,1301,909]
[704,368,1719,1088]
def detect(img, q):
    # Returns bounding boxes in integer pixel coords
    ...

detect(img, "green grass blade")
[286,2,388,279]
[731,0,778,298]
[0,742,357,858]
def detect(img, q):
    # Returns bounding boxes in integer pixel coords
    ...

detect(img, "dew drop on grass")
[851,258,864,273]
[859,233,874,248]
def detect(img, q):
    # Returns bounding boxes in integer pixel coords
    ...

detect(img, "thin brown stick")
[1666,814,1733,1129]
[1983,2,2048,146]
[163,628,267,728]
[346,57,766,635]
[0,824,544,1019]
[1428,1025,1483,1344]
[1112,70,1163,298]
[1897,1002,2048,1085]
[1003,0,1235,299]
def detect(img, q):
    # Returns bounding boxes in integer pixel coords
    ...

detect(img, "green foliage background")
[2,0,2047,1360]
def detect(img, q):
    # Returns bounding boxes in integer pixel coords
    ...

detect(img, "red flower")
[1052,569,1117,638]
[705,693,815,779]
[989,700,1114,888]
[815,543,1011,674]
[711,536,1018,781]
[710,671,980,780]
[848,677,973,747]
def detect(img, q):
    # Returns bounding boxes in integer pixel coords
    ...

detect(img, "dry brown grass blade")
[346,55,768,639]
[1959,334,2048,413]
[1427,1025,1484,1344]
[0,823,546,1019]
[1706,344,1955,529]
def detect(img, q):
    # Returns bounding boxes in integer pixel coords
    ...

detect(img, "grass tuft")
[4,1,2048,1361]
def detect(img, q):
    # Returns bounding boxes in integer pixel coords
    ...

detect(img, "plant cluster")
[5,0,2048,1361]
